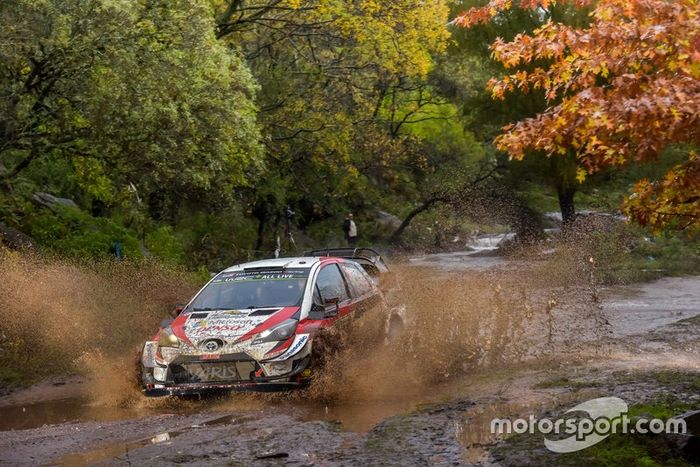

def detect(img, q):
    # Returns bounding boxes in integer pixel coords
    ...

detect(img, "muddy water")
[1,249,699,465]
[601,276,700,336]
[0,378,459,433]
[0,397,141,431]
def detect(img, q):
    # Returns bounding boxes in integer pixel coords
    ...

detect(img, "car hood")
[171,306,300,345]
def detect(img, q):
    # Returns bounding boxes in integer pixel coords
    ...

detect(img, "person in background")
[343,213,358,247]
[112,240,123,260]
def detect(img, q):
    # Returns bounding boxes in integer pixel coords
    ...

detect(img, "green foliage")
[175,208,259,270]
[0,0,694,267]
[26,206,141,259]
[145,227,185,265]
[1,0,262,220]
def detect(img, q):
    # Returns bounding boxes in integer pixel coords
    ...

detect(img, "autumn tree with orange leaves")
[456,0,700,231]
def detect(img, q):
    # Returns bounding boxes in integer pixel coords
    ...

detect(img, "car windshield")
[189,268,309,310]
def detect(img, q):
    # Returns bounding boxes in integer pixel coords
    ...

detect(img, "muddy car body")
[141,256,401,396]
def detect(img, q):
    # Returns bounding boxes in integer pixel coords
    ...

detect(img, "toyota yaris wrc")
[140,256,402,396]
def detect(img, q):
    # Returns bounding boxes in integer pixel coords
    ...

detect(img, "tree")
[444,1,591,224]
[214,0,454,249]
[0,0,262,214]
[456,0,700,231]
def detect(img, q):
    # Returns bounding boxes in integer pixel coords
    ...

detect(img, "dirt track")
[1,255,699,466]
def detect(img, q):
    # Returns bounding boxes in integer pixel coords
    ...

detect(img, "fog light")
[301,369,312,377]
[153,366,168,381]
[271,362,288,372]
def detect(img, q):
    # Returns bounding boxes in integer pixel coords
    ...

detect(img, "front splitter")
[144,380,310,397]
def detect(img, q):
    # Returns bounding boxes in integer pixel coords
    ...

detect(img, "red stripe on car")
[170,313,194,346]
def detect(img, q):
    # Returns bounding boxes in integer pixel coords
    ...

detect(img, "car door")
[338,261,386,345]
[339,261,381,317]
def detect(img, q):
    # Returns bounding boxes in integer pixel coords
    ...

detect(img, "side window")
[313,284,323,306]
[315,264,350,302]
[341,262,375,297]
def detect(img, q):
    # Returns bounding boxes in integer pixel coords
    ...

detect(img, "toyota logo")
[201,339,222,352]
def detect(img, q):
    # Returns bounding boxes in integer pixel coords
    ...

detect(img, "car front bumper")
[141,352,312,397]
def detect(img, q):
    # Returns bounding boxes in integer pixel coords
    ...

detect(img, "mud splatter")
[0,237,616,420]
[0,250,196,400]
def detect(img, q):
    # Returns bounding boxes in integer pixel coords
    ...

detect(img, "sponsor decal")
[272,334,308,361]
[186,312,264,337]
[141,341,158,367]
[220,309,245,315]
[213,268,308,284]
[201,354,221,360]
[183,362,255,382]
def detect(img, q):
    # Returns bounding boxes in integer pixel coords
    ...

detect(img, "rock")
[661,433,700,462]
[659,410,700,462]
[32,192,79,210]
[0,222,35,250]
[255,451,289,459]
[678,409,700,436]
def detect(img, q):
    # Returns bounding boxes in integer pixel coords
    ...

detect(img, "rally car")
[140,255,403,396]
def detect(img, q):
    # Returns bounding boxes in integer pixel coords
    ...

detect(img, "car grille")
[171,360,257,384]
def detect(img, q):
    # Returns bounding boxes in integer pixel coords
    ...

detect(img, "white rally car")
[140,255,403,396]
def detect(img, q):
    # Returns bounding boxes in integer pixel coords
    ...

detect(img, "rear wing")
[304,247,390,276]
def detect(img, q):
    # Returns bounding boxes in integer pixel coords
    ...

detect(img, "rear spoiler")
[304,247,390,275]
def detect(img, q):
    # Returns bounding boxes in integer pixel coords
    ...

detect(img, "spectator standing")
[343,213,358,247]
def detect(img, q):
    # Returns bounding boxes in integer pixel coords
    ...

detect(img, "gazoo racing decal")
[268,334,309,361]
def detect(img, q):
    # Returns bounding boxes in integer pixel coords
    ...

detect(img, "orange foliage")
[456,0,700,232]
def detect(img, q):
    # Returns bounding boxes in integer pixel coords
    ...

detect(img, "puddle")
[408,251,511,270]
[53,430,183,465]
[1,272,697,436]
[52,414,238,466]
[0,397,148,432]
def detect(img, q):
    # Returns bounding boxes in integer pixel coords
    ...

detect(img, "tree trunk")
[389,196,446,244]
[252,201,268,253]
[557,186,576,225]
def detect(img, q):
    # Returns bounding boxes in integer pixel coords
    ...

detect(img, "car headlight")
[158,327,180,347]
[253,319,298,344]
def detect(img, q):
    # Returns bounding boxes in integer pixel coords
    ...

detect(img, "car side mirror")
[170,304,185,318]
[323,297,340,317]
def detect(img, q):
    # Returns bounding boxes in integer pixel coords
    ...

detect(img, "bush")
[25,205,142,259]
[145,226,185,265]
